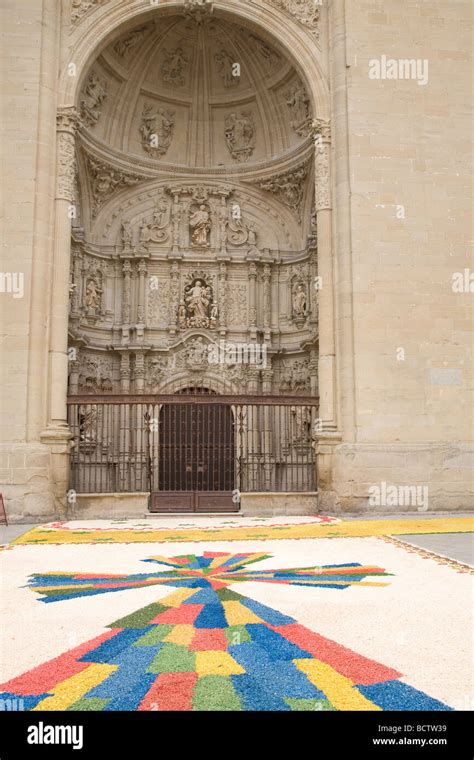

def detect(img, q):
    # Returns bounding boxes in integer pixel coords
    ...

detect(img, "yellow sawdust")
[12,517,474,545]
[195,650,245,676]
[32,664,116,711]
[295,659,380,711]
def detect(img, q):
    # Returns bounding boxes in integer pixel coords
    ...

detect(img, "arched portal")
[58,1,331,516]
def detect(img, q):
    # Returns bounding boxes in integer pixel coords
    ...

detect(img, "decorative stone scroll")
[248,162,310,222]
[268,0,320,38]
[85,154,145,219]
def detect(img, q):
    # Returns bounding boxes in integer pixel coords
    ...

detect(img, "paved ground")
[396,533,474,566]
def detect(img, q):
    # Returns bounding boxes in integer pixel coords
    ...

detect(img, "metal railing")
[67,395,319,500]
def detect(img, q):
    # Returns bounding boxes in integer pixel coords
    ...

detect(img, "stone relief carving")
[183,0,214,25]
[269,0,320,38]
[147,280,170,326]
[114,26,149,58]
[291,405,312,448]
[225,111,256,163]
[279,358,311,392]
[247,33,281,70]
[137,191,171,249]
[250,163,309,222]
[80,72,107,128]
[174,337,210,371]
[227,283,248,325]
[71,0,107,24]
[78,355,113,393]
[146,357,167,390]
[226,203,257,247]
[140,103,175,158]
[161,47,189,86]
[286,81,312,137]
[86,155,144,219]
[179,272,217,329]
[57,133,77,202]
[215,50,240,87]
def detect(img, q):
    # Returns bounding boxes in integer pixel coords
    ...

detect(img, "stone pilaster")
[310,117,336,430]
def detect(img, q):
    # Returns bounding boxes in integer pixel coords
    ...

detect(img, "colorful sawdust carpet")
[12,516,474,545]
[0,552,452,711]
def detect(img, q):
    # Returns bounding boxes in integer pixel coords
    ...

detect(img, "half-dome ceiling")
[79,14,313,169]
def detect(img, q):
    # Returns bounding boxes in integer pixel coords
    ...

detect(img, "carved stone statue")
[225,111,256,162]
[85,278,102,311]
[184,337,209,369]
[140,104,175,158]
[185,280,210,321]
[121,221,133,248]
[162,47,189,86]
[177,303,187,328]
[286,81,312,136]
[215,50,239,87]
[293,282,307,317]
[80,73,107,128]
[190,204,211,247]
[210,302,218,328]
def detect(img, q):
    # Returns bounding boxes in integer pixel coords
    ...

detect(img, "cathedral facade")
[1,0,472,520]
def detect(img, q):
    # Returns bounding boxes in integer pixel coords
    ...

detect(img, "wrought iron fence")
[67,395,319,501]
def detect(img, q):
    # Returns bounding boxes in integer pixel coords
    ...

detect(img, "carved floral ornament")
[84,154,147,219]
[247,161,310,223]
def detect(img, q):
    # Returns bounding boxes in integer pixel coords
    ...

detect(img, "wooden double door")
[150,396,236,512]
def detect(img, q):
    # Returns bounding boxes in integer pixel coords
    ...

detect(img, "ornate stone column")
[121,259,132,344]
[120,351,131,393]
[41,107,79,445]
[248,261,258,340]
[262,263,272,342]
[169,261,180,336]
[311,117,337,431]
[136,259,147,340]
[218,261,227,335]
[134,351,146,393]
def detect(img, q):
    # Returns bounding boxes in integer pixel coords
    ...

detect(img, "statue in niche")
[177,303,187,328]
[140,104,175,158]
[185,280,211,322]
[80,73,107,128]
[293,282,307,317]
[215,50,240,87]
[161,47,189,86]
[85,277,102,312]
[225,111,256,162]
[121,221,133,249]
[190,204,211,247]
[210,303,218,328]
[286,81,311,135]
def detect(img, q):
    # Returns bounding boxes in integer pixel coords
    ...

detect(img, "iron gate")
[67,394,319,512]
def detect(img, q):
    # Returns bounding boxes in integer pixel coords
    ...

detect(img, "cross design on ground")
[0,552,451,711]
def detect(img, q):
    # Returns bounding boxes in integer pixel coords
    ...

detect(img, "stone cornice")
[78,129,313,183]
